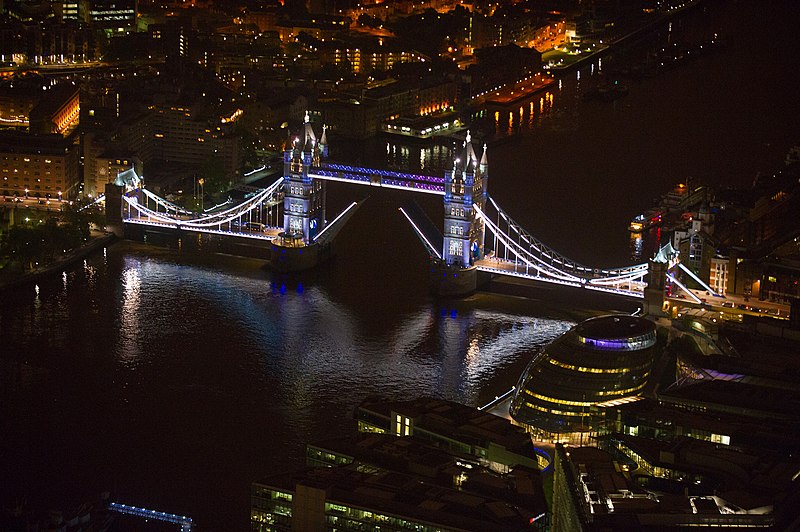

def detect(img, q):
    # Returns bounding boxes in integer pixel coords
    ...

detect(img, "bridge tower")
[432,132,489,295]
[282,113,327,243]
[645,242,678,317]
[271,113,328,271]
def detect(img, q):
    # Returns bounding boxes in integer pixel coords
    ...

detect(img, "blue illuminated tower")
[282,113,326,244]
[442,132,488,267]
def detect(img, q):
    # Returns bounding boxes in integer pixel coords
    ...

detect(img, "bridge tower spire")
[320,124,329,159]
[432,132,488,295]
[442,132,488,267]
[281,114,326,245]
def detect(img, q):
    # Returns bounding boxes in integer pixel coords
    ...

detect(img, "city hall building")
[510,315,658,444]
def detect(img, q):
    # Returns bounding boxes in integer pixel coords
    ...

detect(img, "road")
[667,287,790,320]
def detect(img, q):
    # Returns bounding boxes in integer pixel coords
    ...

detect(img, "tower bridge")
[114,115,657,302]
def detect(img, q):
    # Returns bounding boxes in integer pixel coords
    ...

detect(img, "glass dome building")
[510,315,658,443]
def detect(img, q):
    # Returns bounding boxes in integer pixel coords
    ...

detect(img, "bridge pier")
[104,183,124,237]
[270,235,330,272]
[429,261,479,297]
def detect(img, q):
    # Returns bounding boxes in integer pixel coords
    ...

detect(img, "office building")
[510,315,658,443]
[0,131,78,199]
[254,432,549,531]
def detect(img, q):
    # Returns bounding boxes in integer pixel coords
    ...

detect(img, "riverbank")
[545,0,707,73]
[0,232,117,292]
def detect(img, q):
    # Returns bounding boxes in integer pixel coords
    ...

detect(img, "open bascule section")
[115,114,661,301]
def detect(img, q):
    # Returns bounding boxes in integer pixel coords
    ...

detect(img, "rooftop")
[255,462,545,531]
[605,433,800,509]
[574,315,656,342]
[0,131,73,154]
[308,432,547,511]
[358,396,535,456]
[659,380,800,421]
[29,83,79,119]
[557,445,794,528]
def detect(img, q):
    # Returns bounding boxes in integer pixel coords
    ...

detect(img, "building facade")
[86,0,138,32]
[120,102,242,178]
[709,255,729,295]
[90,152,142,198]
[29,84,80,135]
[0,131,78,199]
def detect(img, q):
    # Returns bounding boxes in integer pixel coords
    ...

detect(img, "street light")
[58,190,62,201]
[24,187,29,199]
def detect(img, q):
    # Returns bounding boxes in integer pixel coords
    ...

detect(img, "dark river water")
[1,0,798,530]
[0,240,576,530]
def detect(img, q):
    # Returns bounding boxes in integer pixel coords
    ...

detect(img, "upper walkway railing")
[309,163,445,195]
[108,502,193,531]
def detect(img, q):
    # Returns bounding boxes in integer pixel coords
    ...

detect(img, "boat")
[629,215,646,232]
[629,209,663,232]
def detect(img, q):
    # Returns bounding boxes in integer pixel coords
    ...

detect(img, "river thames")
[1,0,798,529]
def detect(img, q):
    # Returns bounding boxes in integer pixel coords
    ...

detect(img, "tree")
[200,156,228,196]
[6,226,44,271]
[62,202,100,241]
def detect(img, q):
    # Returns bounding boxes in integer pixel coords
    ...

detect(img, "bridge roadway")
[667,289,791,321]
[309,163,445,195]
[122,179,285,241]
[124,214,282,241]
[475,257,644,298]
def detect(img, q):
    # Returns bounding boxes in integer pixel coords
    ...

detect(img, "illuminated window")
[710,433,730,445]
[525,389,592,407]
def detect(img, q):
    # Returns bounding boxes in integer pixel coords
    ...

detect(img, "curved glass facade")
[510,315,658,437]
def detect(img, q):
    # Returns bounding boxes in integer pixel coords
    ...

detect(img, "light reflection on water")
[383,140,455,174]
[98,249,572,404]
[119,263,142,367]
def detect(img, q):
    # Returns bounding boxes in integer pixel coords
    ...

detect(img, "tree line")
[0,202,105,273]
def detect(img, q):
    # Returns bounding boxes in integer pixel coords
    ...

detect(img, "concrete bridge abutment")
[429,261,479,297]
